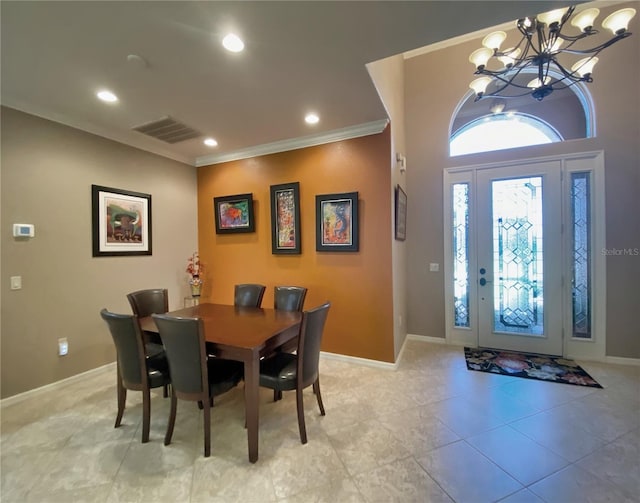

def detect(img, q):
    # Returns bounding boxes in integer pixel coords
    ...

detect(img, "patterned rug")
[464,347,603,388]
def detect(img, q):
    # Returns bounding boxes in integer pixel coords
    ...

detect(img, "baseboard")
[320,351,397,370]
[604,355,640,366]
[407,333,447,344]
[1,362,116,409]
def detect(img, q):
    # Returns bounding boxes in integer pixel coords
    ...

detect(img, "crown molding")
[195,119,389,167]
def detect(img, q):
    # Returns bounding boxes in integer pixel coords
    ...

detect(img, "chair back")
[127,288,169,318]
[152,314,208,397]
[297,302,331,388]
[100,309,147,387]
[274,286,307,312]
[234,284,266,307]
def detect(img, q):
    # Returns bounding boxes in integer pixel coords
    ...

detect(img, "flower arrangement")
[186,252,203,287]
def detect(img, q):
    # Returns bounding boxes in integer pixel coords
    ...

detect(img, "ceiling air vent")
[131,116,201,144]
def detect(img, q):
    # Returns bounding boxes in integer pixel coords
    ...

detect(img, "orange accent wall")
[197,127,394,362]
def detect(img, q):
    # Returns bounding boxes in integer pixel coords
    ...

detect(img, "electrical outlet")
[58,338,68,356]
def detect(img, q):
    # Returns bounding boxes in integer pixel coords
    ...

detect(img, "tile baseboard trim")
[0,361,116,409]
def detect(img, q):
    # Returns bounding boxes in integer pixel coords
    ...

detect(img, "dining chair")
[100,308,171,443]
[274,285,307,312]
[127,288,170,396]
[151,313,244,457]
[273,285,307,353]
[259,301,331,444]
[126,288,169,348]
[234,284,266,307]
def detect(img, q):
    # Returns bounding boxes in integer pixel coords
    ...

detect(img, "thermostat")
[13,224,35,238]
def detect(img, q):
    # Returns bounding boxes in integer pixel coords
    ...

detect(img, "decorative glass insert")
[571,172,591,339]
[492,177,544,335]
[453,183,470,328]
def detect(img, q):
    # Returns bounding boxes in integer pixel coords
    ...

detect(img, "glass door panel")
[477,162,562,355]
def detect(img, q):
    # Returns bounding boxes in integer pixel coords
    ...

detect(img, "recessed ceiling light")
[222,33,244,53]
[305,113,319,125]
[204,138,218,147]
[97,90,118,103]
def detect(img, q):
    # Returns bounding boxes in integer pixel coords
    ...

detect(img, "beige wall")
[1,107,198,398]
[404,2,640,358]
[367,54,408,358]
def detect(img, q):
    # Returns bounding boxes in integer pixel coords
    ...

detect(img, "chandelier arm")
[557,30,596,43]
[481,85,533,100]
[560,33,632,55]
[550,58,583,83]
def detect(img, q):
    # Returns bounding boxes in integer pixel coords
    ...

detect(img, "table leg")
[244,355,260,463]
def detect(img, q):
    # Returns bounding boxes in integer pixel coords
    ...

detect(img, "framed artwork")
[395,184,407,241]
[315,191,359,252]
[270,182,301,254]
[214,193,255,234]
[91,184,152,257]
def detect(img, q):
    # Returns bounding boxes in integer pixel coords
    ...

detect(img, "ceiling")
[1,1,574,167]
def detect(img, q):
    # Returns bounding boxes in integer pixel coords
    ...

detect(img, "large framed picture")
[270,182,301,254]
[214,193,255,234]
[395,184,407,241]
[91,184,152,257]
[315,191,359,252]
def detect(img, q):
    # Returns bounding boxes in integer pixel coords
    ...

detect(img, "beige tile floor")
[1,340,639,503]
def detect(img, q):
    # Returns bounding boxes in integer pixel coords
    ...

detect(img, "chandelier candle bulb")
[482,31,507,50]
[572,57,598,78]
[602,8,636,35]
[537,8,568,27]
[571,8,600,32]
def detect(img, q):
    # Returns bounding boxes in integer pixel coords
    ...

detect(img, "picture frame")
[91,184,152,257]
[214,193,255,234]
[315,191,359,252]
[270,182,301,254]
[395,184,407,241]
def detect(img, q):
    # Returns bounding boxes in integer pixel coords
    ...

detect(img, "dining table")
[139,302,302,463]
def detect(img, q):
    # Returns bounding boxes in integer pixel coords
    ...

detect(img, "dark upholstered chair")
[127,288,170,396]
[259,302,331,444]
[234,284,266,308]
[126,288,169,348]
[100,308,171,444]
[274,286,307,312]
[152,314,243,457]
[274,286,307,353]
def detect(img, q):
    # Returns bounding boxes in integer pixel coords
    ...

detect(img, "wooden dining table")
[139,302,302,463]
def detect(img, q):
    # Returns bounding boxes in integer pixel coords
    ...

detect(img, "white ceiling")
[1,1,574,166]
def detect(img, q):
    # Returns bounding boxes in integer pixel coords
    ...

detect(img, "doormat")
[464,347,603,388]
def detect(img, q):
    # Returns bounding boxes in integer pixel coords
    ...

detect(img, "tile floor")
[1,340,639,502]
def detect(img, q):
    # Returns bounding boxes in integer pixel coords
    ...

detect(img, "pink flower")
[186,252,202,278]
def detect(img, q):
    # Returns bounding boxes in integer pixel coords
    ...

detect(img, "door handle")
[479,278,493,286]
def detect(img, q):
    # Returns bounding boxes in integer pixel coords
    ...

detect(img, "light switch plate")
[10,276,22,290]
[429,263,440,272]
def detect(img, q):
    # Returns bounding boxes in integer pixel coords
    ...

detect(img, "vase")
[189,276,203,297]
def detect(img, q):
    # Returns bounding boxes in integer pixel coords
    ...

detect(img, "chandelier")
[469,4,636,101]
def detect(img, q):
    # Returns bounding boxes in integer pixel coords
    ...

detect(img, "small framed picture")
[395,185,407,241]
[92,185,152,257]
[315,191,359,252]
[214,193,255,234]
[270,182,301,254]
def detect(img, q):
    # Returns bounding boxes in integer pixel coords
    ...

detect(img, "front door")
[476,161,563,355]
[445,152,605,359]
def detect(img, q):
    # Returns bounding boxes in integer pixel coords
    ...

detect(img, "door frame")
[443,151,606,360]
